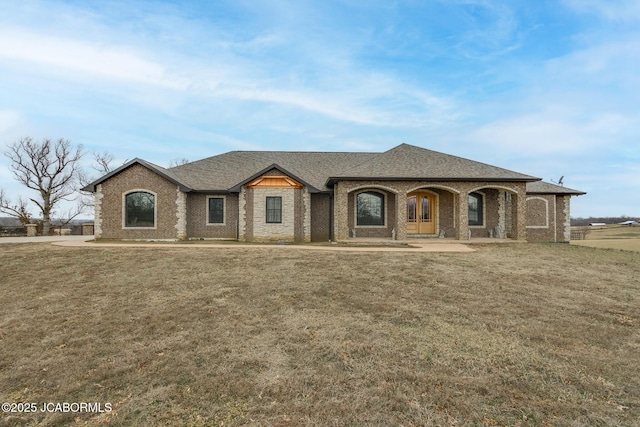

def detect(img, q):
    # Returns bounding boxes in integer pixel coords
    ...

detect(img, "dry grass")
[1,243,639,426]
[571,225,640,252]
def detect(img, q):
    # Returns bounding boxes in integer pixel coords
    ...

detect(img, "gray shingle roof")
[168,150,376,192]
[526,181,586,195]
[326,143,540,184]
[85,143,557,193]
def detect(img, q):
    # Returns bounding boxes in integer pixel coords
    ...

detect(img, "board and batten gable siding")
[97,164,179,240]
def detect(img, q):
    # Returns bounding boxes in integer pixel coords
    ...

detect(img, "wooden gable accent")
[247,175,303,189]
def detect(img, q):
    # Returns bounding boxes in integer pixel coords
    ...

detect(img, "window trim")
[266,196,282,224]
[355,190,387,228]
[468,191,485,227]
[206,195,226,225]
[122,189,157,229]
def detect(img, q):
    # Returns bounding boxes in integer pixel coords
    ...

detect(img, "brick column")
[396,190,407,241]
[303,187,311,242]
[333,182,349,241]
[512,186,527,241]
[456,191,470,240]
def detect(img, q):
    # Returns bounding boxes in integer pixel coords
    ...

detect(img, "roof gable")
[228,164,318,192]
[81,158,191,193]
[326,143,540,184]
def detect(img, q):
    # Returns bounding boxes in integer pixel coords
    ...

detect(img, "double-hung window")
[208,197,224,224]
[266,196,282,223]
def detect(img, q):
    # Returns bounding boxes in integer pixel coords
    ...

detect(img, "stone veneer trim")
[94,184,103,238]
[176,188,187,240]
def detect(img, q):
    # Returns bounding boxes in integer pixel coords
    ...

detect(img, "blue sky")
[1,0,639,218]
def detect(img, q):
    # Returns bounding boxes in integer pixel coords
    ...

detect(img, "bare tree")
[78,150,118,211]
[4,137,84,235]
[92,150,116,174]
[168,157,189,167]
[0,189,32,224]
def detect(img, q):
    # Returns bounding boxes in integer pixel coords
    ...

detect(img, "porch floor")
[342,237,519,244]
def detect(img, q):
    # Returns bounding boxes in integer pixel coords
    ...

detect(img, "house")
[82,143,586,243]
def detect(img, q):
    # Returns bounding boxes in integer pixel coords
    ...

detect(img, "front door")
[407,191,436,234]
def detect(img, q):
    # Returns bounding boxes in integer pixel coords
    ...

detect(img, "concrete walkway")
[1,235,476,252]
[8,236,476,252]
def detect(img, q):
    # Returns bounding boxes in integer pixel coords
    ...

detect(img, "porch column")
[333,182,349,241]
[456,191,470,240]
[497,190,507,239]
[511,185,527,241]
[175,187,187,240]
[396,190,407,241]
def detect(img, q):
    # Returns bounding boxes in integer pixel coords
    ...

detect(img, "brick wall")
[525,194,572,243]
[311,193,331,241]
[186,193,239,239]
[346,189,397,238]
[98,164,178,240]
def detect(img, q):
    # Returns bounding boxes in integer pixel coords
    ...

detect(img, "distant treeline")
[571,216,639,226]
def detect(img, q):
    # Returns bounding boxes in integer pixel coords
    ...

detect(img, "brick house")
[82,143,585,243]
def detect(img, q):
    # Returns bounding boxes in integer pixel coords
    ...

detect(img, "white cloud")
[0,27,188,89]
[469,110,634,155]
[562,0,640,22]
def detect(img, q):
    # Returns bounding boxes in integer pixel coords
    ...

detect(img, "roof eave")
[326,176,540,186]
[527,190,587,196]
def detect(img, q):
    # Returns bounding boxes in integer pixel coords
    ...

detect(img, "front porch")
[333,181,529,242]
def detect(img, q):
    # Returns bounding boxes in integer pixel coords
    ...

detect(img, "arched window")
[468,192,483,226]
[125,191,155,227]
[357,191,385,226]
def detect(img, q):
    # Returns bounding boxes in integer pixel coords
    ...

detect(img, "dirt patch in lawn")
[1,243,639,426]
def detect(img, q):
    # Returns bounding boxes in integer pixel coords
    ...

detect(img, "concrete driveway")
[0,235,93,244]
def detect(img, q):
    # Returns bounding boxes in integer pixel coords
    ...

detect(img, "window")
[407,195,416,222]
[357,191,384,226]
[208,197,224,224]
[266,196,282,223]
[468,192,483,226]
[125,191,155,227]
